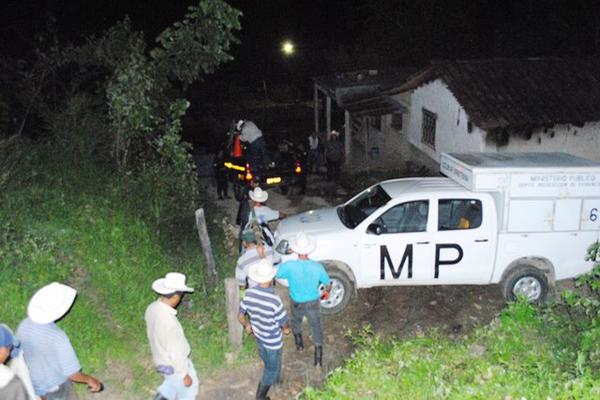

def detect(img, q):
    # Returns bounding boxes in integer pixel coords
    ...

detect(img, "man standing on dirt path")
[246,187,287,247]
[275,232,331,368]
[236,230,281,288]
[17,282,103,400]
[145,273,198,400]
[325,130,344,183]
[239,259,290,400]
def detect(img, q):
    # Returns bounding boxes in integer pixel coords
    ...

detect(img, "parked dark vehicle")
[224,137,306,200]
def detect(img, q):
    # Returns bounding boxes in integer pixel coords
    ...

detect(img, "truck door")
[431,196,495,283]
[360,199,434,286]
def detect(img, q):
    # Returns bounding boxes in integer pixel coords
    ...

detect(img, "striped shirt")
[16,318,81,396]
[235,245,281,287]
[239,287,288,350]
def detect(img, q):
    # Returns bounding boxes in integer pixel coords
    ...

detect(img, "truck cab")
[275,152,600,314]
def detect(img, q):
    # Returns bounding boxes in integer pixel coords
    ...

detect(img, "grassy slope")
[304,302,600,400]
[0,149,248,396]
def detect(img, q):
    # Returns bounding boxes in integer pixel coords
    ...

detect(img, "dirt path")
[196,174,508,399]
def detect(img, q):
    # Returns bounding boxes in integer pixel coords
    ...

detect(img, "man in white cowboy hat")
[246,187,287,247]
[16,282,103,400]
[145,272,198,400]
[248,187,287,224]
[238,259,290,400]
[236,119,273,168]
[275,232,331,368]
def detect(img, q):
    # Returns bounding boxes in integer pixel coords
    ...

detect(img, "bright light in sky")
[282,41,295,55]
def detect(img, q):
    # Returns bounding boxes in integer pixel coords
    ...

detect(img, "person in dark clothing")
[213,147,229,200]
[325,130,344,182]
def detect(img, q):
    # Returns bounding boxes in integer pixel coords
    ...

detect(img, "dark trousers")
[248,136,271,168]
[326,159,341,181]
[307,149,320,173]
[257,341,282,385]
[216,175,228,198]
[291,299,323,346]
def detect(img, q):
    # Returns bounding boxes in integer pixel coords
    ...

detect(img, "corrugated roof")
[392,58,600,130]
[313,67,419,116]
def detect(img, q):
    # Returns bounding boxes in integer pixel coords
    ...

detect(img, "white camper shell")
[275,152,600,314]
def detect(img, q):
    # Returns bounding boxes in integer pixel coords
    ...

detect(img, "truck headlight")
[276,239,291,254]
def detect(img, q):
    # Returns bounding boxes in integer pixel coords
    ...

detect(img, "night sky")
[0,0,366,85]
[3,1,600,86]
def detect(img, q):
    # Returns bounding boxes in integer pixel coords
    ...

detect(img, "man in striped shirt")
[238,259,290,400]
[236,230,281,288]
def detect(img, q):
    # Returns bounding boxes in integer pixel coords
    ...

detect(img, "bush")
[47,92,110,160]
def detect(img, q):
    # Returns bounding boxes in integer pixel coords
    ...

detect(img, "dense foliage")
[1,0,241,226]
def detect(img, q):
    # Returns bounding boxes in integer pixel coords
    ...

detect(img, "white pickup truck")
[274,152,600,314]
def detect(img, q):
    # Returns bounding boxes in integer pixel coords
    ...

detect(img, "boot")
[294,333,304,351]
[255,382,271,400]
[314,346,323,367]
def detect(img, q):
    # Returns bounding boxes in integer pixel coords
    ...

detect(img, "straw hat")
[27,282,77,324]
[289,232,316,255]
[249,187,269,203]
[152,272,194,295]
[248,259,277,284]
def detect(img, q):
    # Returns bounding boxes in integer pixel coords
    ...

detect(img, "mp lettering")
[380,244,413,280]
[434,243,463,278]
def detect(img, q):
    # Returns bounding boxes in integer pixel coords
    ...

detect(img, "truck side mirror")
[367,223,382,235]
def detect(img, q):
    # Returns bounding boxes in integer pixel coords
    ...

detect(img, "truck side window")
[438,199,482,231]
[375,200,429,233]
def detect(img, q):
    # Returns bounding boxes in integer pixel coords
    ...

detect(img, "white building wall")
[484,122,600,162]
[406,79,486,166]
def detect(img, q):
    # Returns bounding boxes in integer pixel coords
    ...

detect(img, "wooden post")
[195,208,217,283]
[224,278,243,351]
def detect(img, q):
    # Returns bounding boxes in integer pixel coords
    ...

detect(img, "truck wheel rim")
[513,276,541,301]
[320,278,345,309]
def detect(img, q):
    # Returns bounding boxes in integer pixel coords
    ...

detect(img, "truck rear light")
[245,163,253,181]
[295,160,302,175]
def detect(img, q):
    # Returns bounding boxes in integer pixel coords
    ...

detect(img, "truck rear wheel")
[501,266,548,303]
[320,265,354,315]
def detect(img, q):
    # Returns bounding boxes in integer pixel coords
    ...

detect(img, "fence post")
[195,208,217,284]
[224,277,243,351]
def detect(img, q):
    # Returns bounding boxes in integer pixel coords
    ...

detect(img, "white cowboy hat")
[236,120,245,131]
[248,259,277,284]
[249,187,269,203]
[27,282,77,324]
[330,130,340,136]
[289,232,316,255]
[152,272,194,295]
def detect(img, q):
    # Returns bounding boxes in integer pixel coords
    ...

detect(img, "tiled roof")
[392,58,600,130]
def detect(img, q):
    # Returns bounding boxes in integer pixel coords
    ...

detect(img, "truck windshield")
[338,185,391,229]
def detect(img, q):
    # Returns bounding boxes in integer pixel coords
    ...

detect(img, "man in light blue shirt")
[16,282,102,399]
[276,232,331,368]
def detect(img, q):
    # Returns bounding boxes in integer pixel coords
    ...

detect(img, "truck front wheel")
[501,266,548,303]
[320,265,354,315]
